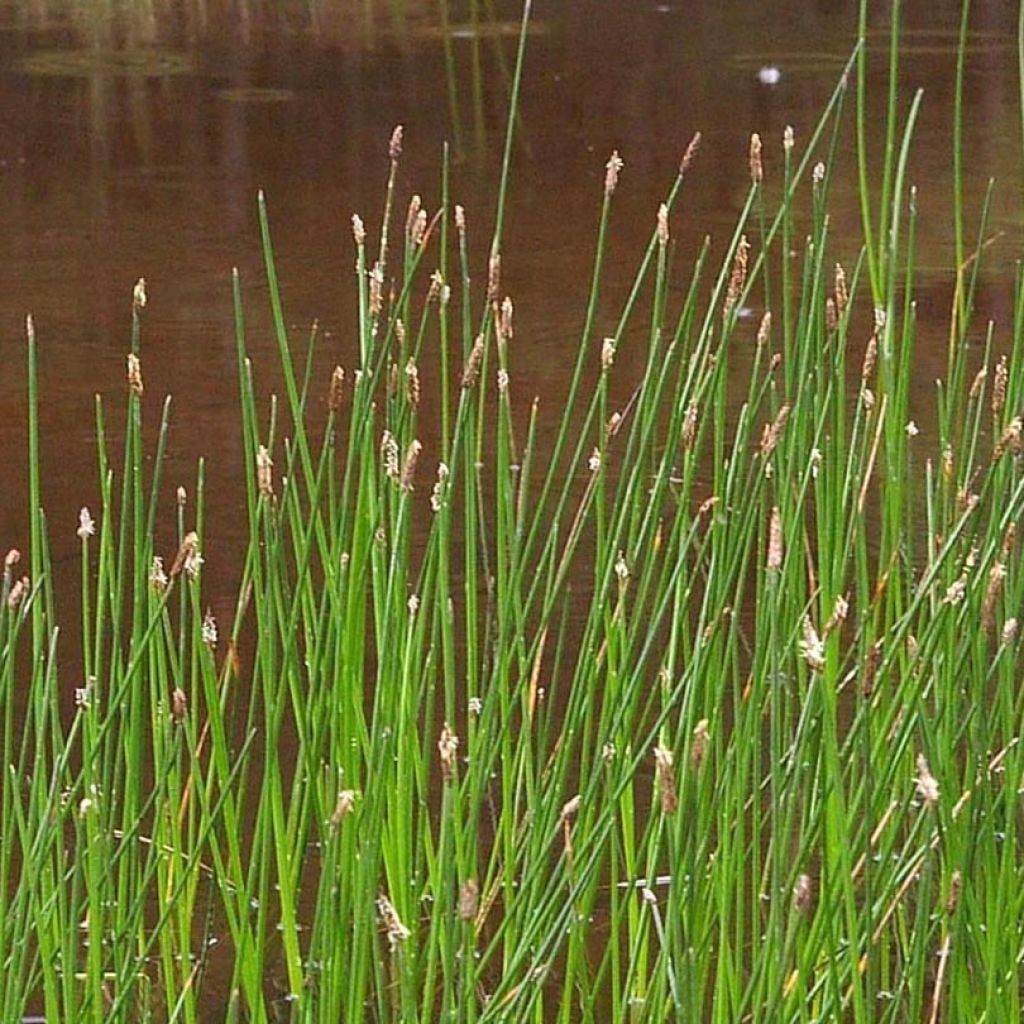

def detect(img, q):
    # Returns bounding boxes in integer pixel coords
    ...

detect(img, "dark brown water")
[0,0,1020,580]
[0,0,1021,1015]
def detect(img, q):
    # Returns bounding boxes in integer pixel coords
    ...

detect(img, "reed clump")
[3,4,1024,1022]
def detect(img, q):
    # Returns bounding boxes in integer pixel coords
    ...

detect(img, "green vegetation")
[3,2,1024,1021]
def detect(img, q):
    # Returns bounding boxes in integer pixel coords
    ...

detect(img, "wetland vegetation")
[3,0,1024,1020]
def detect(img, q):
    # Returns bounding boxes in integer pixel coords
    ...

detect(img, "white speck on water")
[758,66,782,86]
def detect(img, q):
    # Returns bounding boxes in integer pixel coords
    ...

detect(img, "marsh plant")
[4,2,1024,1022]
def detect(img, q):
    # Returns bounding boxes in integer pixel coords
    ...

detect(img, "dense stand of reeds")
[3,2,1024,1021]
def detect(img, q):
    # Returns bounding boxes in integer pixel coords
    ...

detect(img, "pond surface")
[0,0,1019,586]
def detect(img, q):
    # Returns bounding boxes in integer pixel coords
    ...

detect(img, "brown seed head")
[834,263,848,314]
[461,335,485,389]
[654,746,678,814]
[656,203,669,246]
[256,445,274,499]
[605,150,624,196]
[330,789,357,829]
[749,132,763,184]
[680,131,701,174]
[767,506,783,571]
[328,365,345,412]
[691,718,709,771]
[793,873,814,915]
[377,893,411,950]
[487,250,502,304]
[724,234,750,321]
[915,753,939,807]
[760,404,791,459]
[438,722,459,781]
[993,354,1008,415]
[400,439,422,491]
[404,359,420,407]
[388,125,403,161]
[171,687,187,724]
[458,879,479,922]
[127,353,144,396]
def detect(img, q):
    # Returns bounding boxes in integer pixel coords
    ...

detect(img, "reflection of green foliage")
[216,87,296,103]
[19,48,194,77]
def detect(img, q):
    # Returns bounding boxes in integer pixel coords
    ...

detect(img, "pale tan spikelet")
[969,365,987,400]
[992,354,1008,415]
[149,556,168,592]
[487,250,502,304]
[680,131,701,174]
[823,593,849,637]
[691,718,709,771]
[653,746,678,814]
[767,506,783,571]
[400,439,422,491]
[406,194,422,240]
[133,277,147,312]
[993,416,1022,462]
[352,214,366,246]
[461,335,485,389]
[405,359,420,407]
[604,150,624,196]
[681,402,699,451]
[438,722,459,781]
[656,203,669,246]
[499,296,514,342]
[760,404,791,459]
[368,262,384,318]
[328,366,345,412]
[381,431,399,482]
[825,297,837,334]
[454,204,466,235]
[7,575,29,609]
[756,310,772,347]
[411,208,428,248]
[561,795,581,822]
[724,235,750,321]
[430,462,449,513]
[377,893,411,950]
[601,336,617,370]
[981,561,1006,634]
[127,353,144,396]
[799,616,825,672]
[330,789,356,829]
[77,507,95,540]
[749,132,763,185]
[834,263,848,314]
[169,531,200,579]
[783,125,795,153]
[256,445,274,498]
[388,125,403,161]
[860,335,876,385]
[458,879,479,922]
[1002,522,1016,558]
[171,687,187,724]
[793,874,814,915]
[915,754,939,807]
[861,640,882,697]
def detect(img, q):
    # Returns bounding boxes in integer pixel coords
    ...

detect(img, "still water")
[0,0,1020,1013]
[0,0,1019,587]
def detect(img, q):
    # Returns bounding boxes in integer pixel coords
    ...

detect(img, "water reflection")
[0,0,1019,575]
